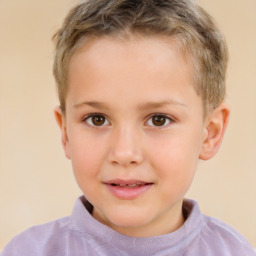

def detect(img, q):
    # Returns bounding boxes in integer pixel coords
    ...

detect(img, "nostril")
[111,160,138,166]
[109,147,143,166]
[111,160,119,165]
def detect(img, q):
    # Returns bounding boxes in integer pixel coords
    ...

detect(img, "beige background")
[0,0,255,250]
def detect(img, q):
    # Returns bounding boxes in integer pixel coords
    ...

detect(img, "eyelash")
[82,113,175,128]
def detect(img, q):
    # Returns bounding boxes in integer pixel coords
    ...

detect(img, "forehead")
[68,35,193,85]
[66,35,201,112]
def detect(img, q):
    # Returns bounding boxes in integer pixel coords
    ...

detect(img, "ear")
[199,103,230,160]
[54,106,71,159]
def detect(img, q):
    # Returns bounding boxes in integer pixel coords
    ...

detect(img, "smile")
[103,179,154,200]
[110,182,151,188]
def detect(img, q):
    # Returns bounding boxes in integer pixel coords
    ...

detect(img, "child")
[1,0,255,255]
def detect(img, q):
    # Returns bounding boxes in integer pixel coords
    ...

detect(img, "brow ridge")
[73,99,187,110]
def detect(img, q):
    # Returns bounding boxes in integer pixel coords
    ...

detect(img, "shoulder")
[183,199,256,255]
[0,217,73,256]
[196,215,256,255]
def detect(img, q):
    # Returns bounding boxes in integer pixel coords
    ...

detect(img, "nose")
[108,126,144,167]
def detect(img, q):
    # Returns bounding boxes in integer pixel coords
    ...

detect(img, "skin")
[55,35,229,237]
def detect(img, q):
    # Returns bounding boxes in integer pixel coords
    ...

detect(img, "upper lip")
[103,179,153,186]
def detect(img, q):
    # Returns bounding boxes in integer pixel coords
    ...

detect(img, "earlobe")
[199,103,230,160]
[54,106,71,159]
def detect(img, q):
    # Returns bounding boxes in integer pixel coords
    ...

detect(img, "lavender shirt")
[1,196,255,256]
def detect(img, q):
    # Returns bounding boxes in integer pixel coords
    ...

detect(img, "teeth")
[128,184,137,187]
[109,182,150,187]
[118,184,139,187]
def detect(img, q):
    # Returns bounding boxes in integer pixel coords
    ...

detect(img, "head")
[53,0,230,237]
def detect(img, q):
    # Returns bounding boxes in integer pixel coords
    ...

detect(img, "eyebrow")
[73,101,109,109]
[137,100,188,111]
[73,99,187,110]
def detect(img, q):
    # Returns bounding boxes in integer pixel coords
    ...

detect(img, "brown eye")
[85,114,109,127]
[147,114,172,127]
[152,115,166,126]
[92,115,105,126]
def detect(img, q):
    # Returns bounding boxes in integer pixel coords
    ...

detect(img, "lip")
[103,179,154,200]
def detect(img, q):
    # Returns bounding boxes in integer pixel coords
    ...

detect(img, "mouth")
[111,183,148,187]
[104,179,153,187]
[103,179,154,199]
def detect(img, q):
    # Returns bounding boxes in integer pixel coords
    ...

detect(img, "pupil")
[153,115,166,126]
[92,115,105,126]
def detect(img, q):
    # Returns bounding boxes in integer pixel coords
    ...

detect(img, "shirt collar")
[68,196,205,255]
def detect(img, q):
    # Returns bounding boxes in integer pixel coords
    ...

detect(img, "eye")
[84,114,110,127]
[146,114,173,127]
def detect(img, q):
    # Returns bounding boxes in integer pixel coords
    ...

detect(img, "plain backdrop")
[0,0,255,249]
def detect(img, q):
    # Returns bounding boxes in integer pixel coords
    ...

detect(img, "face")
[56,36,215,237]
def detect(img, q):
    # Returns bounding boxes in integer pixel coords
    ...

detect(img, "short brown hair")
[53,0,228,113]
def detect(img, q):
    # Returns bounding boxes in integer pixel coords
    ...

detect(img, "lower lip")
[104,184,153,200]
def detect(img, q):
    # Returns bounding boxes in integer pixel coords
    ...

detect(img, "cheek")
[68,134,107,180]
[147,137,199,200]
[147,130,202,177]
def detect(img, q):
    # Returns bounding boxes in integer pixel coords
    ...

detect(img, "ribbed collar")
[69,196,205,256]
